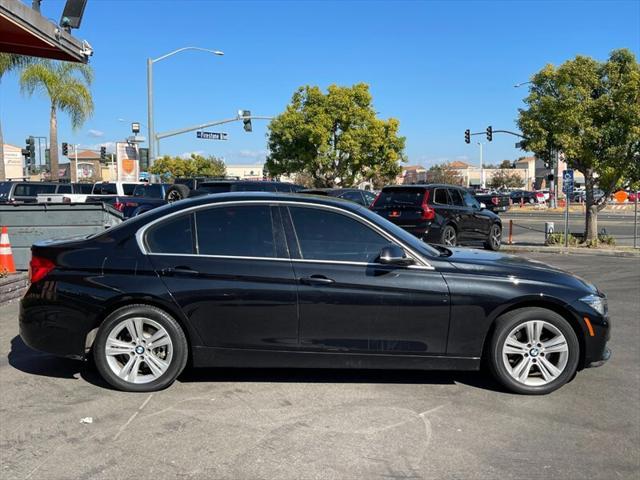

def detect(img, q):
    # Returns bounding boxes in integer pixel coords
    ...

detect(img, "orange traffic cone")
[0,226,16,273]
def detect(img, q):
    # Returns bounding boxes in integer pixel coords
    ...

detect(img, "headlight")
[579,294,607,316]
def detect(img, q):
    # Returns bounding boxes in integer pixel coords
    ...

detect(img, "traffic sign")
[562,169,574,194]
[196,131,228,140]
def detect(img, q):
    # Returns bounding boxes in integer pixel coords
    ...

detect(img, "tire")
[484,224,502,251]
[487,308,579,395]
[165,184,190,203]
[93,304,188,392]
[440,225,457,246]
[528,197,535,204]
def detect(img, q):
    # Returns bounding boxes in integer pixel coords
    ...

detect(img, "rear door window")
[195,205,277,258]
[448,189,465,206]
[288,206,390,263]
[13,184,57,196]
[145,214,195,254]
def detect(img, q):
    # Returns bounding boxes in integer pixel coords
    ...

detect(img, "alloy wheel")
[167,191,181,203]
[104,317,174,384]
[491,225,501,249]
[501,320,569,386]
[443,228,456,246]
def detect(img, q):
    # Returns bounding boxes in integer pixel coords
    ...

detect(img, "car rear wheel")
[484,224,502,251]
[93,305,188,392]
[165,184,190,203]
[440,225,457,246]
[488,308,579,395]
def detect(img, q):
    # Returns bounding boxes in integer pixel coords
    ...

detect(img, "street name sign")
[196,131,228,140]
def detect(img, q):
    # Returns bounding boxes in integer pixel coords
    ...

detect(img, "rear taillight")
[29,255,55,283]
[369,192,382,209]
[421,190,435,220]
[491,196,499,205]
[113,201,124,212]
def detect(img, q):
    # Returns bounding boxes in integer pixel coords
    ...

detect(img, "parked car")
[186,180,305,199]
[164,177,230,202]
[20,192,611,394]
[471,190,511,213]
[370,184,502,250]
[509,190,545,205]
[121,183,172,218]
[571,189,605,203]
[0,181,77,204]
[37,181,143,204]
[300,188,377,207]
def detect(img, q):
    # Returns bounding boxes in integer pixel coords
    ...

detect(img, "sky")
[1,0,639,169]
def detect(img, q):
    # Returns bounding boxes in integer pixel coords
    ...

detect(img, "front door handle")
[299,275,335,285]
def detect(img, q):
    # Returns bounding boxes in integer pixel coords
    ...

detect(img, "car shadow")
[7,335,111,389]
[8,335,507,393]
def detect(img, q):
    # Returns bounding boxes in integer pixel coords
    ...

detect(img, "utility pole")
[478,142,484,189]
[146,58,154,166]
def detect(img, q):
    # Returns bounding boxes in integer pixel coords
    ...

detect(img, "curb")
[502,245,640,258]
[0,272,28,305]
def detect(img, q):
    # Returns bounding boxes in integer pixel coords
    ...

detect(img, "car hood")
[444,248,598,293]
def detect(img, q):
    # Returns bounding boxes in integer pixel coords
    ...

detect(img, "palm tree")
[0,54,34,180]
[20,60,94,181]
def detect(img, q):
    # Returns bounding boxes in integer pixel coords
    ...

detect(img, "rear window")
[231,183,277,192]
[74,183,94,194]
[13,184,57,196]
[93,183,117,195]
[133,184,164,198]
[56,184,72,193]
[375,188,426,207]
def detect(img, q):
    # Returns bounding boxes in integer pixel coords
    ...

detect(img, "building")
[63,149,103,182]
[514,156,585,191]
[447,160,530,189]
[396,165,428,185]
[225,164,265,181]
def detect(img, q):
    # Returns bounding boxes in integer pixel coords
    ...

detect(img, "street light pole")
[147,57,154,165]
[478,142,484,189]
[146,47,224,167]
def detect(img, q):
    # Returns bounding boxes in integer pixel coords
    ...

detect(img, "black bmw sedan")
[20,192,610,394]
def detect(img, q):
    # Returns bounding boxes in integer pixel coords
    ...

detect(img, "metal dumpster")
[0,203,123,270]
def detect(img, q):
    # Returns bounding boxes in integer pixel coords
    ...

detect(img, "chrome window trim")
[135,200,435,270]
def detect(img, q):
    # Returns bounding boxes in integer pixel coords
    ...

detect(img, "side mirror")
[378,245,414,266]
[479,202,486,210]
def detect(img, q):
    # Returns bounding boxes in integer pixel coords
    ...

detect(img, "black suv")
[300,188,377,207]
[370,184,502,250]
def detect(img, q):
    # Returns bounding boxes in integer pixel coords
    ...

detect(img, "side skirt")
[192,346,481,371]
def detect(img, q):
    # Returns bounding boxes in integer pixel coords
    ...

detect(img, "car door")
[445,188,474,238]
[144,203,299,350]
[461,189,491,237]
[282,204,450,355]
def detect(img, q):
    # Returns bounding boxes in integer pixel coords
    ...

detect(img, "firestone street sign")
[196,131,228,140]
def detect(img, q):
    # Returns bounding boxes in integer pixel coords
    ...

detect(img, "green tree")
[149,154,226,180]
[266,83,405,187]
[518,49,640,242]
[488,169,524,189]
[20,60,94,181]
[500,159,514,169]
[0,54,34,180]
[427,163,463,185]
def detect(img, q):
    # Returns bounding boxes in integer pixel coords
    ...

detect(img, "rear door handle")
[161,266,200,276]
[299,275,335,285]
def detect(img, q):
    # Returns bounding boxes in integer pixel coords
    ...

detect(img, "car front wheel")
[488,307,579,395]
[93,305,188,392]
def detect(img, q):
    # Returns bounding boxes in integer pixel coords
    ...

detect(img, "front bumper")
[587,347,611,368]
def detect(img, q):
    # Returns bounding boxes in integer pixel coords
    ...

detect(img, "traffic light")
[486,126,493,142]
[25,137,35,165]
[241,110,252,132]
[464,129,470,144]
[62,142,69,156]
[100,146,106,161]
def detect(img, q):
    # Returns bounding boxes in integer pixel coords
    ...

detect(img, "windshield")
[375,188,426,207]
[0,182,12,200]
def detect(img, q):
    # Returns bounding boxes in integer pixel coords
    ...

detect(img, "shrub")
[545,233,579,246]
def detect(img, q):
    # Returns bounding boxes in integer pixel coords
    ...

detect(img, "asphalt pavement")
[0,253,638,479]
